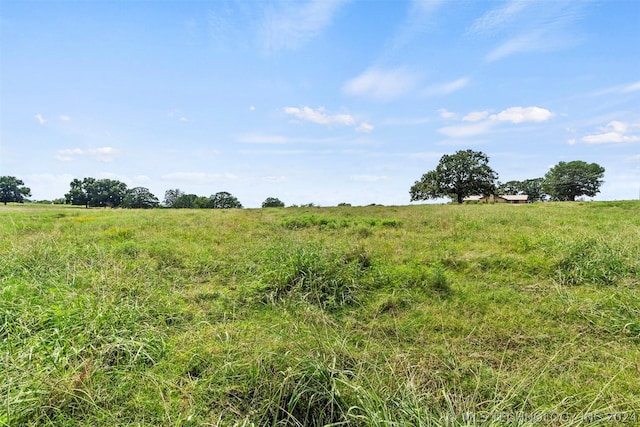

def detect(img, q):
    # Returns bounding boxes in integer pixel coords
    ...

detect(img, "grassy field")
[2,201,640,426]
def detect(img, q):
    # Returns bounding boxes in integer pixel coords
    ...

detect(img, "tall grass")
[2,202,640,425]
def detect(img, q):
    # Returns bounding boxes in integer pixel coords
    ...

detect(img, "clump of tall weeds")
[255,241,373,311]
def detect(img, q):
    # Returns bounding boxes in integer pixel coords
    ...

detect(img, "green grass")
[2,202,640,425]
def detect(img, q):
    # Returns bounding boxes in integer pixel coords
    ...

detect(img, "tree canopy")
[0,176,32,205]
[210,191,243,209]
[410,150,498,204]
[497,178,547,202]
[262,197,285,208]
[121,187,160,209]
[542,161,605,201]
[65,178,128,207]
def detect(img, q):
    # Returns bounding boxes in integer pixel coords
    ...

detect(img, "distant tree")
[172,193,198,208]
[194,196,214,209]
[65,178,89,207]
[410,149,498,204]
[65,178,128,207]
[262,197,285,208]
[210,191,243,209]
[0,176,31,205]
[542,161,605,201]
[163,189,184,208]
[497,178,547,202]
[121,187,159,209]
[519,178,547,202]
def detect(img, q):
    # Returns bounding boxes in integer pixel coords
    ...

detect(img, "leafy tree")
[210,191,243,209]
[172,193,198,208]
[121,187,159,209]
[65,178,90,207]
[542,161,605,201]
[65,178,128,207]
[163,188,184,208]
[410,149,498,204]
[194,196,215,209]
[0,176,31,205]
[519,178,547,202]
[262,197,285,208]
[497,178,547,202]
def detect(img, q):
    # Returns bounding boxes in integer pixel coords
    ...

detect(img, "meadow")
[1,201,639,426]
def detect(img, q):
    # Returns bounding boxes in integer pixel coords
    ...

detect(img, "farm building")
[463,194,529,204]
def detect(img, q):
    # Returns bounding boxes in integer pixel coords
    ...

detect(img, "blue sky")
[1,0,639,206]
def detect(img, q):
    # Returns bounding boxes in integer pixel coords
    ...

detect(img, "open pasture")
[2,202,639,426]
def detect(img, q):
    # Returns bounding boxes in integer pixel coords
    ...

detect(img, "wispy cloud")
[582,121,640,144]
[423,77,470,96]
[470,0,586,62]
[592,80,640,96]
[35,114,45,125]
[463,110,489,122]
[343,67,421,101]
[168,109,192,122]
[356,122,375,133]
[470,0,529,35]
[59,115,71,121]
[56,147,120,162]
[261,0,347,53]
[283,106,373,132]
[284,106,355,126]
[387,0,443,53]
[161,172,239,184]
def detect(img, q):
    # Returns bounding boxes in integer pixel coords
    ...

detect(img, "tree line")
[1,150,606,207]
[0,175,287,209]
[410,149,606,203]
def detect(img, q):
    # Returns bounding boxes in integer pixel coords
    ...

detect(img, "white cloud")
[424,77,470,96]
[161,172,239,185]
[343,67,421,101]
[582,121,640,144]
[490,106,554,123]
[59,115,70,121]
[34,114,45,124]
[284,106,356,126]
[356,122,374,133]
[437,108,456,119]
[462,110,489,122]
[56,146,120,162]
[261,0,347,52]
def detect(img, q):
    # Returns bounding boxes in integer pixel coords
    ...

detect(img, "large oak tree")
[542,160,605,201]
[410,150,498,204]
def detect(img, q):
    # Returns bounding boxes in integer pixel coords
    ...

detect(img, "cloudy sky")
[1,0,639,206]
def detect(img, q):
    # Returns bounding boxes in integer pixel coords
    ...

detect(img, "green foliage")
[0,176,31,205]
[410,149,498,204]
[64,177,128,207]
[209,191,243,209]
[121,187,159,209]
[542,160,605,201]
[498,177,546,202]
[262,197,285,208]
